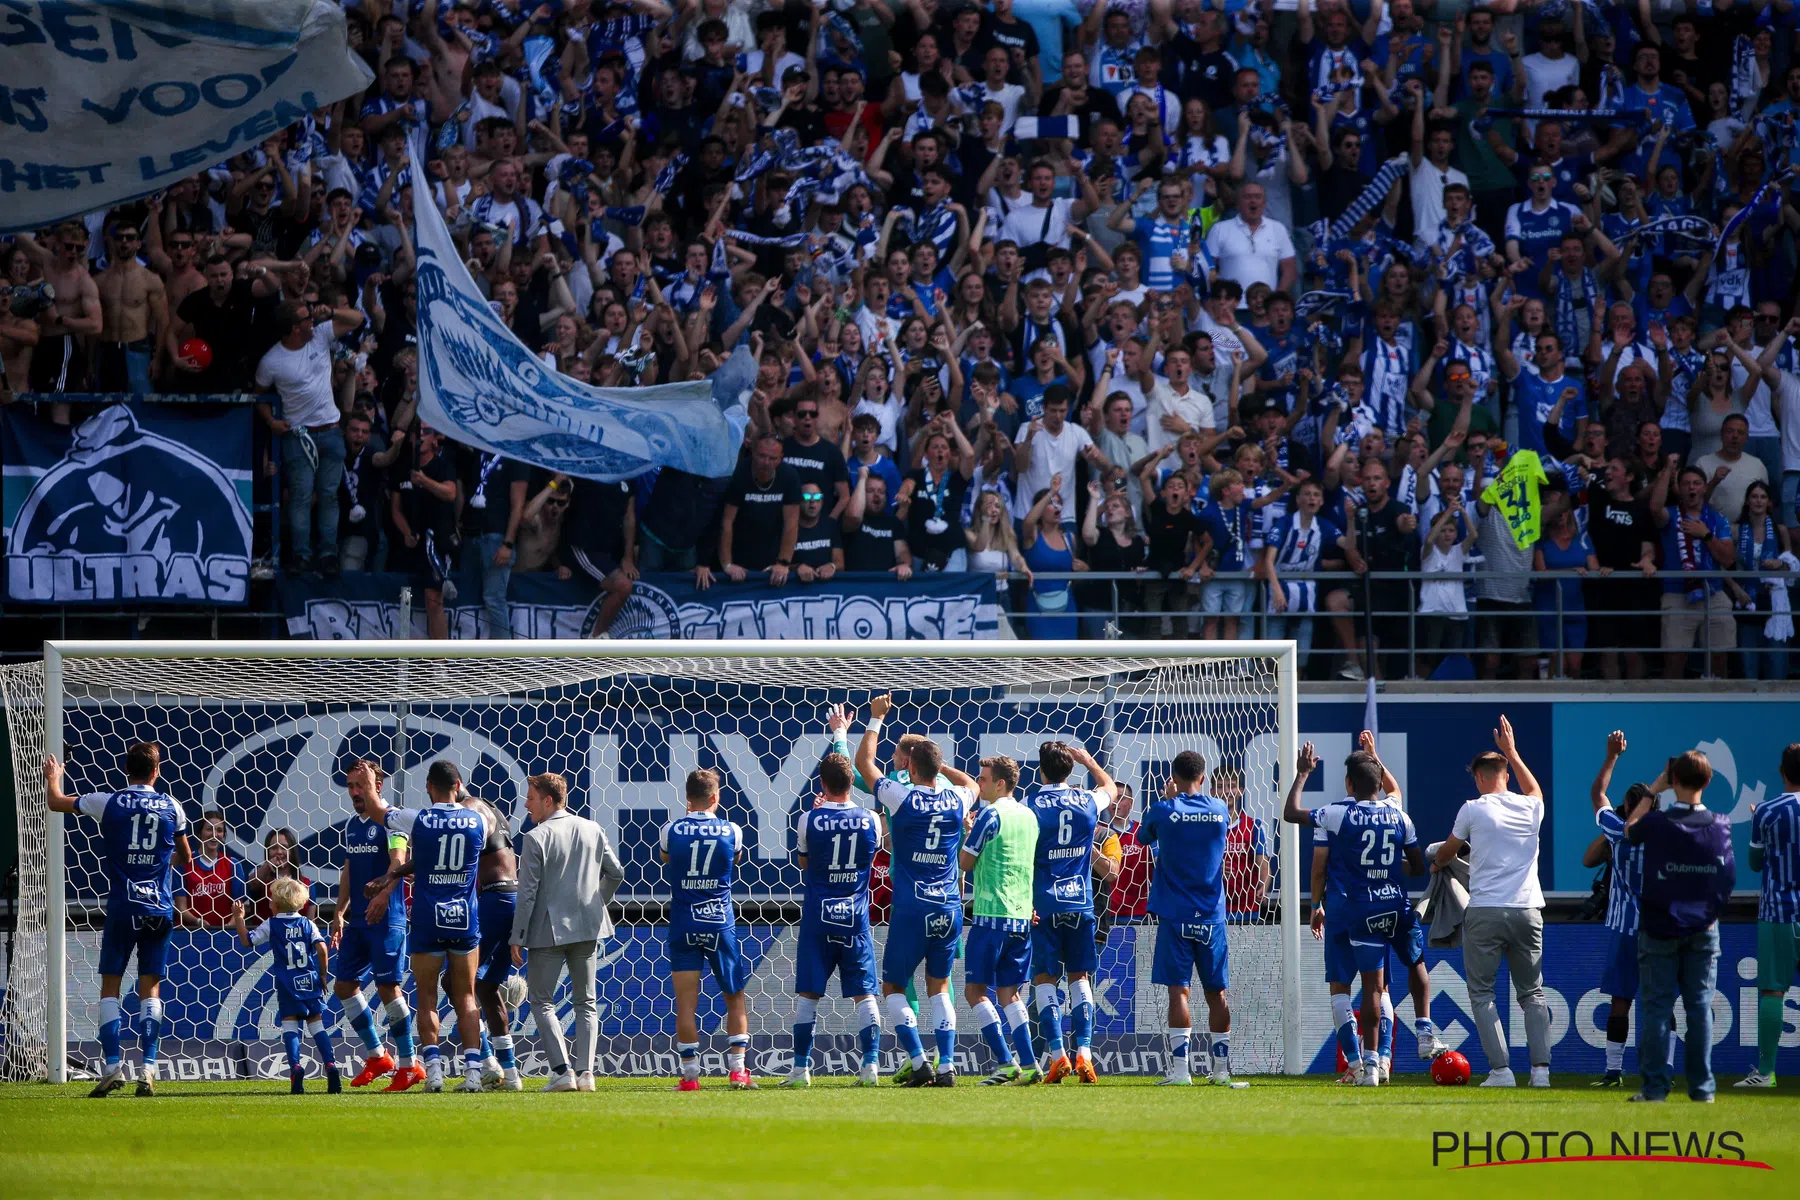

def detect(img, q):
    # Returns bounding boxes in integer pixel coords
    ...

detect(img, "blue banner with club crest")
[3,403,254,605]
[278,569,999,640]
[407,148,749,482]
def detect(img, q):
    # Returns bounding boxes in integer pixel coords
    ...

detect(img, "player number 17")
[688,838,719,876]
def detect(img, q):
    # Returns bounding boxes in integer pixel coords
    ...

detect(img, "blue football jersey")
[251,911,327,998]
[1595,806,1643,935]
[76,785,189,918]
[1139,792,1230,924]
[1751,792,1800,924]
[1309,799,1418,907]
[341,815,407,928]
[796,799,881,930]
[1026,783,1111,915]
[875,776,974,908]
[661,810,743,933]
[385,803,485,934]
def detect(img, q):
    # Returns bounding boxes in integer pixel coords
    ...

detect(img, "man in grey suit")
[509,772,624,1092]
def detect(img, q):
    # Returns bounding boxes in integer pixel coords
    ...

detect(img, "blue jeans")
[1264,613,1316,669]
[475,531,514,638]
[1636,924,1720,1100]
[281,426,345,563]
[1739,619,1791,680]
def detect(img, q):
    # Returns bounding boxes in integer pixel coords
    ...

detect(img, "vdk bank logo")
[5,406,251,602]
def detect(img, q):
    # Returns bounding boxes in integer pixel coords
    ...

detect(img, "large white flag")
[408,149,748,481]
[0,0,372,233]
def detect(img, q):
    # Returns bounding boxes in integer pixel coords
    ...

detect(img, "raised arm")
[855,692,892,788]
[1591,729,1626,812]
[1493,713,1541,799]
[1282,741,1322,825]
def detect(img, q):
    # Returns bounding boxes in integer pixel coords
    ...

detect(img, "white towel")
[1764,551,1799,642]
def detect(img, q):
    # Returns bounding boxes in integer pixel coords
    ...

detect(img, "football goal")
[2,639,1299,1083]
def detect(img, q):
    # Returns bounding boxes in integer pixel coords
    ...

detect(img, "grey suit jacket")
[511,808,625,949]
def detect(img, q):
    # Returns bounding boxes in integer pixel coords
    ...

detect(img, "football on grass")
[1431,1051,1471,1086]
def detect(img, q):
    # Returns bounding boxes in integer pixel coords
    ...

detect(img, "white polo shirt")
[1205,214,1295,292]
[1450,788,1546,909]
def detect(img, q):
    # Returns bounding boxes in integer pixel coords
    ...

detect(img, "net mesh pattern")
[4,650,1289,1082]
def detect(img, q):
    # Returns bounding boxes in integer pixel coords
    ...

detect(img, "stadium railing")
[1004,569,1794,681]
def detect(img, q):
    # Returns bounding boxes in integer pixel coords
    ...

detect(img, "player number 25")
[433,833,467,872]
[1358,827,1396,867]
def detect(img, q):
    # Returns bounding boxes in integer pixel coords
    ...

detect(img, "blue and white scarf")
[1551,267,1599,359]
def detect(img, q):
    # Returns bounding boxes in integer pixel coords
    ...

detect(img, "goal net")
[2,641,1298,1084]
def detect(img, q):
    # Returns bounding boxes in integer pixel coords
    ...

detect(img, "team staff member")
[511,772,624,1093]
[1626,750,1735,1104]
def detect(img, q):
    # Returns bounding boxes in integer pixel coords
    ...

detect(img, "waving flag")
[408,149,748,482]
[0,0,371,233]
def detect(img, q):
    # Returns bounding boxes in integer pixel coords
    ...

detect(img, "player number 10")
[434,833,467,872]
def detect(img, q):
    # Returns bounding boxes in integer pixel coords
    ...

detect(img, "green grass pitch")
[2,1074,1795,1197]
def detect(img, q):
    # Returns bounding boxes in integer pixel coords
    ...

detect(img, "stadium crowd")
[4,0,1800,677]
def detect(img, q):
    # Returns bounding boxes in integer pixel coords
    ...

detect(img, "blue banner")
[408,147,749,482]
[3,402,254,605]
[1549,698,1799,891]
[278,569,999,640]
[65,922,1799,1078]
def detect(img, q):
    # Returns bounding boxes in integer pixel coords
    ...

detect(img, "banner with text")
[0,0,372,231]
[279,569,999,640]
[3,403,254,605]
[65,923,1800,1078]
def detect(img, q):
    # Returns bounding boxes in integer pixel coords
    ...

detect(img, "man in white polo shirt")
[256,298,365,575]
[1204,182,1296,296]
[1432,714,1553,1089]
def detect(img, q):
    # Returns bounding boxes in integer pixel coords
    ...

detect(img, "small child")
[1417,497,1478,674]
[234,880,341,1095]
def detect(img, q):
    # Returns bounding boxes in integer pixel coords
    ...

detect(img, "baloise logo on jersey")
[2,404,253,605]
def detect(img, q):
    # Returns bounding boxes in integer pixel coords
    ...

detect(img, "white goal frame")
[28,638,1301,1083]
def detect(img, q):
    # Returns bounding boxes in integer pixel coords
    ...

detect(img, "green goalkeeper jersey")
[966,795,1038,924]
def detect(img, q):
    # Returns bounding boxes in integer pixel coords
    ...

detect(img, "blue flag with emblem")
[407,149,748,482]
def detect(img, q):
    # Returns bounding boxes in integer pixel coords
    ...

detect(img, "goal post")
[6,638,1301,1085]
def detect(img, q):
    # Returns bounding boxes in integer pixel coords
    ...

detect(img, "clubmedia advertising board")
[65,923,1800,1079]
